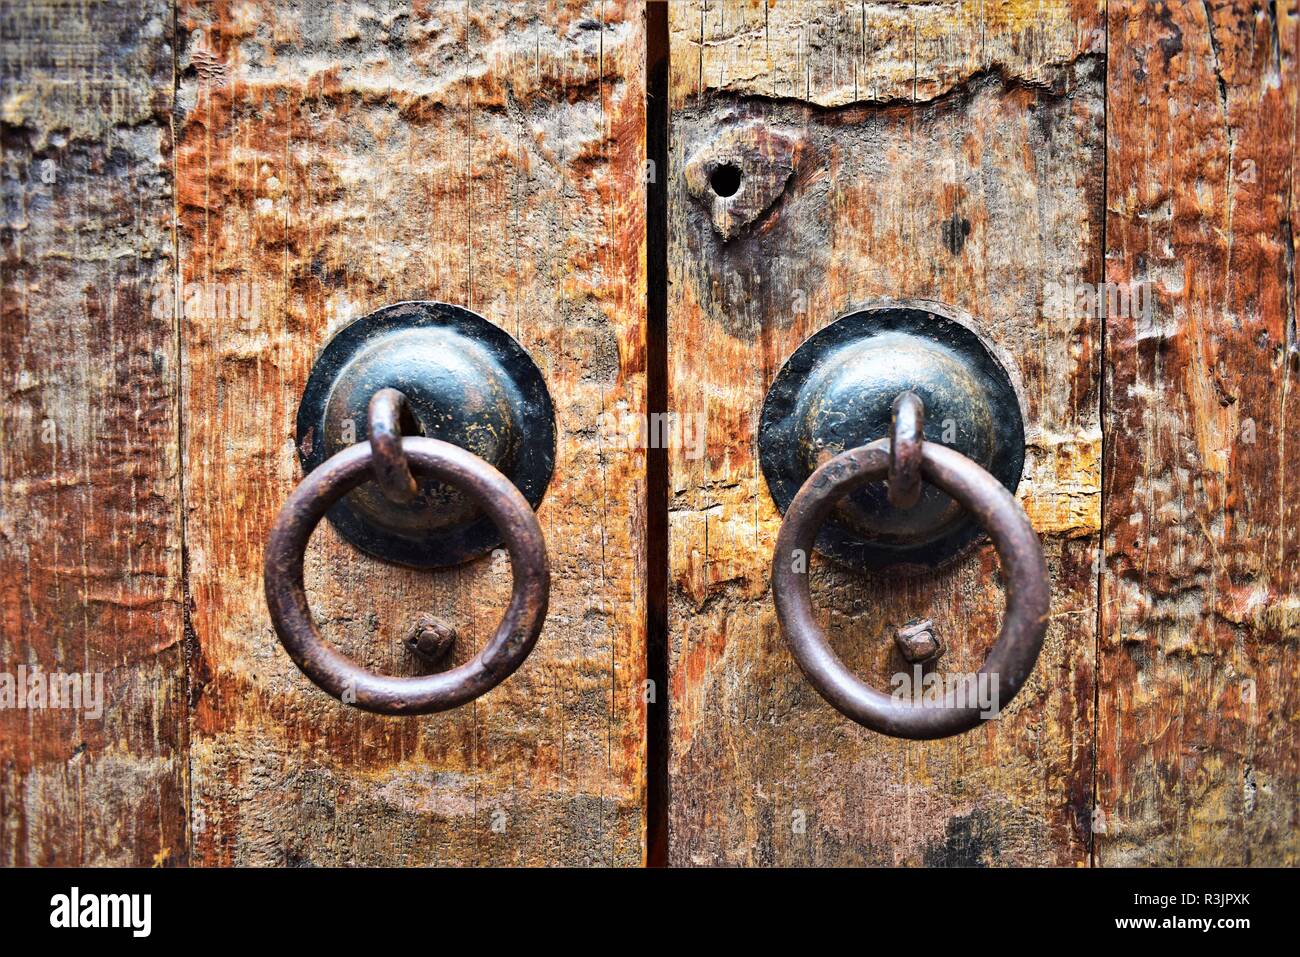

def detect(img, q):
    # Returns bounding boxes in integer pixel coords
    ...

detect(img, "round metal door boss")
[296,301,556,568]
[759,301,1026,571]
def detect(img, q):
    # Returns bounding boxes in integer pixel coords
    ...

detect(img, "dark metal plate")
[759,302,1025,571]
[296,301,555,568]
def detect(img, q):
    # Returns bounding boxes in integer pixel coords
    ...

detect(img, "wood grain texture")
[1098,0,1300,866]
[0,1,186,865]
[667,0,1103,865]
[669,0,1096,108]
[176,0,647,865]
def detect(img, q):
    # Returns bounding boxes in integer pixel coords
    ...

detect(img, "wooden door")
[2,0,186,865]
[3,0,647,866]
[1099,0,1298,866]
[175,0,648,866]
[2,0,1297,869]
[665,0,1297,867]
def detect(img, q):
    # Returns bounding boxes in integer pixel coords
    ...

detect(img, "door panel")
[0,0,186,866]
[1099,0,1300,866]
[3,0,1298,870]
[175,0,646,865]
[666,0,1103,865]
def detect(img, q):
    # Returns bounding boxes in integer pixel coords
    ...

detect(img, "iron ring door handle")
[264,390,550,716]
[771,393,1050,740]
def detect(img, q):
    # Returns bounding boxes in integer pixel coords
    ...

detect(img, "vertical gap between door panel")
[170,0,197,868]
[645,0,670,868]
[1091,0,1109,870]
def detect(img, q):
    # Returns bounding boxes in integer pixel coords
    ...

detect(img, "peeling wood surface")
[1098,0,1300,866]
[666,0,1103,865]
[670,0,1099,107]
[0,1,187,865]
[175,0,646,865]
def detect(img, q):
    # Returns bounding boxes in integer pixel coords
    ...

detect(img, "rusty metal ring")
[772,440,1049,739]
[265,437,549,715]
[367,388,418,504]
[887,391,924,509]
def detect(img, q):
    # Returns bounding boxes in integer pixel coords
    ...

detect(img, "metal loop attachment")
[367,388,419,504]
[887,391,924,509]
[264,433,550,715]
[771,393,1049,739]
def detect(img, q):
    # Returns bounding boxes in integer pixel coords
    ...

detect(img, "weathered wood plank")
[667,0,1103,865]
[0,0,186,865]
[175,0,647,865]
[1098,0,1300,866]
[670,0,1096,108]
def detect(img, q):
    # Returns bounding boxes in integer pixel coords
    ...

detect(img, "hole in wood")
[710,163,741,197]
